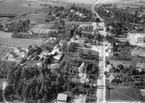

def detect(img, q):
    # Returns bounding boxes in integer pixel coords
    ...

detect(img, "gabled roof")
[129,30,145,34]
[108,74,115,83]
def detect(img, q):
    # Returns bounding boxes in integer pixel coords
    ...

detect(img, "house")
[106,86,143,102]
[132,47,145,57]
[128,31,145,47]
[57,93,68,103]
[71,78,80,84]
[78,62,85,73]
[3,47,27,61]
[48,63,60,69]
[53,52,64,61]
[131,56,145,70]
[116,34,128,42]
[73,95,86,103]
[108,74,115,83]
[30,24,56,34]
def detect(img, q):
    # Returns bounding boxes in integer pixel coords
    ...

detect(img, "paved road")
[91,0,106,103]
[91,0,103,21]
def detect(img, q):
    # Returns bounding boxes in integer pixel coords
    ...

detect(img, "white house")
[128,31,145,47]
[30,24,56,34]
[57,93,67,103]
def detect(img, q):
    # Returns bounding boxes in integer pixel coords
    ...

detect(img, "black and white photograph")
[0,0,145,103]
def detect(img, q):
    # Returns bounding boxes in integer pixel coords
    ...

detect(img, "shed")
[57,93,67,103]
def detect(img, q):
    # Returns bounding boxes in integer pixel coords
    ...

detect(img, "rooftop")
[57,93,67,101]
[3,47,28,61]
[32,24,55,30]
[129,30,145,34]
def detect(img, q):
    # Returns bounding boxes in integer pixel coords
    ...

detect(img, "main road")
[91,0,106,103]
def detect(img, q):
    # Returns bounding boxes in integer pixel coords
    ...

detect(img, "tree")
[0,23,3,30]
[95,18,100,25]
[117,64,124,70]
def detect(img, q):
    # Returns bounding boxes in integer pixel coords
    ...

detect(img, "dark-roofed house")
[106,86,143,102]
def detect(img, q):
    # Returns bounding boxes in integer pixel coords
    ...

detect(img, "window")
[137,37,144,44]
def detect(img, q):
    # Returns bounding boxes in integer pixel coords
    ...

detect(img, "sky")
[63,0,133,4]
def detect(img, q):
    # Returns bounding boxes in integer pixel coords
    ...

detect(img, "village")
[0,0,145,103]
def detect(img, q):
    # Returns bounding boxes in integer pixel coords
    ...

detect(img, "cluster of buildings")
[0,45,27,62]
[3,48,27,61]
[104,18,145,103]
[29,24,57,34]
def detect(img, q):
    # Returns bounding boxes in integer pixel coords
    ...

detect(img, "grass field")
[0,37,44,48]
[0,31,44,48]
[100,0,145,8]
[109,59,131,67]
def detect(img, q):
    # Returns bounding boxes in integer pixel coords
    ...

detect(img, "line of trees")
[3,19,30,32]
[11,31,58,39]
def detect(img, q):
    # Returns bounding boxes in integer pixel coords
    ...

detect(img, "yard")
[109,59,131,68]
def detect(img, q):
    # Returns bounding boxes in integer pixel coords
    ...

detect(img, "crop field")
[0,0,42,15]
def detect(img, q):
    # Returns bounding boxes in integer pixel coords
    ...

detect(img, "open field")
[0,0,42,15]
[99,0,145,8]
[118,1,145,8]
[0,31,44,48]
[0,37,44,48]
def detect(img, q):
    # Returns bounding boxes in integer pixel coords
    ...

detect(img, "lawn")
[109,59,131,67]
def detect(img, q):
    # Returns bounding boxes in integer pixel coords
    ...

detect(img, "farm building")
[128,31,145,47]
[30,24,56,34]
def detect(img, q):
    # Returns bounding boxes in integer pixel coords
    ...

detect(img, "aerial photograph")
[0,0,145,103]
